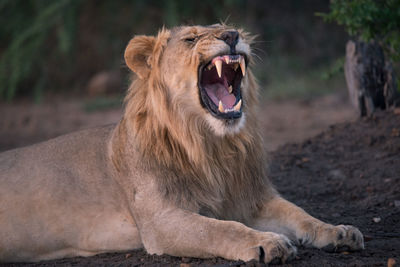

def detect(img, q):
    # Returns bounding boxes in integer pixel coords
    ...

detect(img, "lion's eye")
[184,36,197,43]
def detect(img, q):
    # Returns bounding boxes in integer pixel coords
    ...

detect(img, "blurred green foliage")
[0,0,80,101]
[0,0,349,102]
[317,0,400,62]
[320,57,345,80]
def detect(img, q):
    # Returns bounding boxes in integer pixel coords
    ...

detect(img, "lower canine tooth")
[234,99,242,111]
[228,85,233,93]
[218,101,225,113]
[233,63,239,71]
[215,59,222,78]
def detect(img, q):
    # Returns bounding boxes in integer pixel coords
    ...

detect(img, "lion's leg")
[128,181,296,264]
[250,197,364,252]
[141,209,298,263]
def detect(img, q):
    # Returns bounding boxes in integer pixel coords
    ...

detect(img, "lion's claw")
[315,224,364,252]
[243,233,297,264]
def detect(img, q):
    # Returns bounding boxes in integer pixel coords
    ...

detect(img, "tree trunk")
[344,40,398,117]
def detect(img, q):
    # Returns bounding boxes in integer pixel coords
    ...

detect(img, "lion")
[0,24,364,264]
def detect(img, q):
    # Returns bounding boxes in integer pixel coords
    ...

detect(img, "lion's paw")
[316,224,364,252]
[241,233,297,264]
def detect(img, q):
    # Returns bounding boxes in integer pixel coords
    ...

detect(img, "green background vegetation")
[3,0,394,102]
[318,0,400,62]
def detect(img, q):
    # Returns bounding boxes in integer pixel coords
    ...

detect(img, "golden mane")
[115,26,273,222]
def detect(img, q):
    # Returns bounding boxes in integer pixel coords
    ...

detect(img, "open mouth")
[199,54,246,120]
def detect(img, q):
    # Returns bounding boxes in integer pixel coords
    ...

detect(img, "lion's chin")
[204,112,246,136]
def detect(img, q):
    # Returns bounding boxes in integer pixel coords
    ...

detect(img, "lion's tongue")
[205,83,236,108]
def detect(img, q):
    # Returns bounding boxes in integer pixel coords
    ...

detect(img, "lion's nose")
[220,31,239,53]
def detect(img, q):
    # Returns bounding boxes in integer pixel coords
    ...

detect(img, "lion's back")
[0,124,118,213]
[0,124,115,184]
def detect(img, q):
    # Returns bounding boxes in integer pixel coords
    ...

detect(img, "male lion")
[0,24,364,264]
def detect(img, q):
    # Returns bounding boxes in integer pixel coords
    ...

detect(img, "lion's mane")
[113,27,274,223]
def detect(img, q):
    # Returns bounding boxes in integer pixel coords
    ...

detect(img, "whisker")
[251,52,263,63]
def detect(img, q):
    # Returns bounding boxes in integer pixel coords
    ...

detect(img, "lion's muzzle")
[199,53,245,120]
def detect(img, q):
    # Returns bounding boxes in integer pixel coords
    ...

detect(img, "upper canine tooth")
[239,57,246,76]
[215,59,222,78]
[228,85,233,94]
[218,100,225,113]
[234,99,242,111]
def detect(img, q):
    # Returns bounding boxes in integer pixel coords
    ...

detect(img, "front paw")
[314,224,364,252]
[239,233,297,264]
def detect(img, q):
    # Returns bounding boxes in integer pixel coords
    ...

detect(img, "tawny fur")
[0,24,364,264]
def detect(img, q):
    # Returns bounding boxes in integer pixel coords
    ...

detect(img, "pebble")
[373,217,381,223]
[391,128,400,137]
[329,169,346,179]
[125,253,132,259]
[394,200,400,207]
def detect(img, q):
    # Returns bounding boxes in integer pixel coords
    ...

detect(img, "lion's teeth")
[234,99,242,111]
[228,85,233,94]
[218,101,225,113]
[207,64,213,70]
[239,57,246,76]
[224,56,230,64]
[215,59,222,78]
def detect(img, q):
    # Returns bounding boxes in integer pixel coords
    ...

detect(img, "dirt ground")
[1,94,399,266]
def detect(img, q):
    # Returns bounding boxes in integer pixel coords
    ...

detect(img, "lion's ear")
[124,35,156,79]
